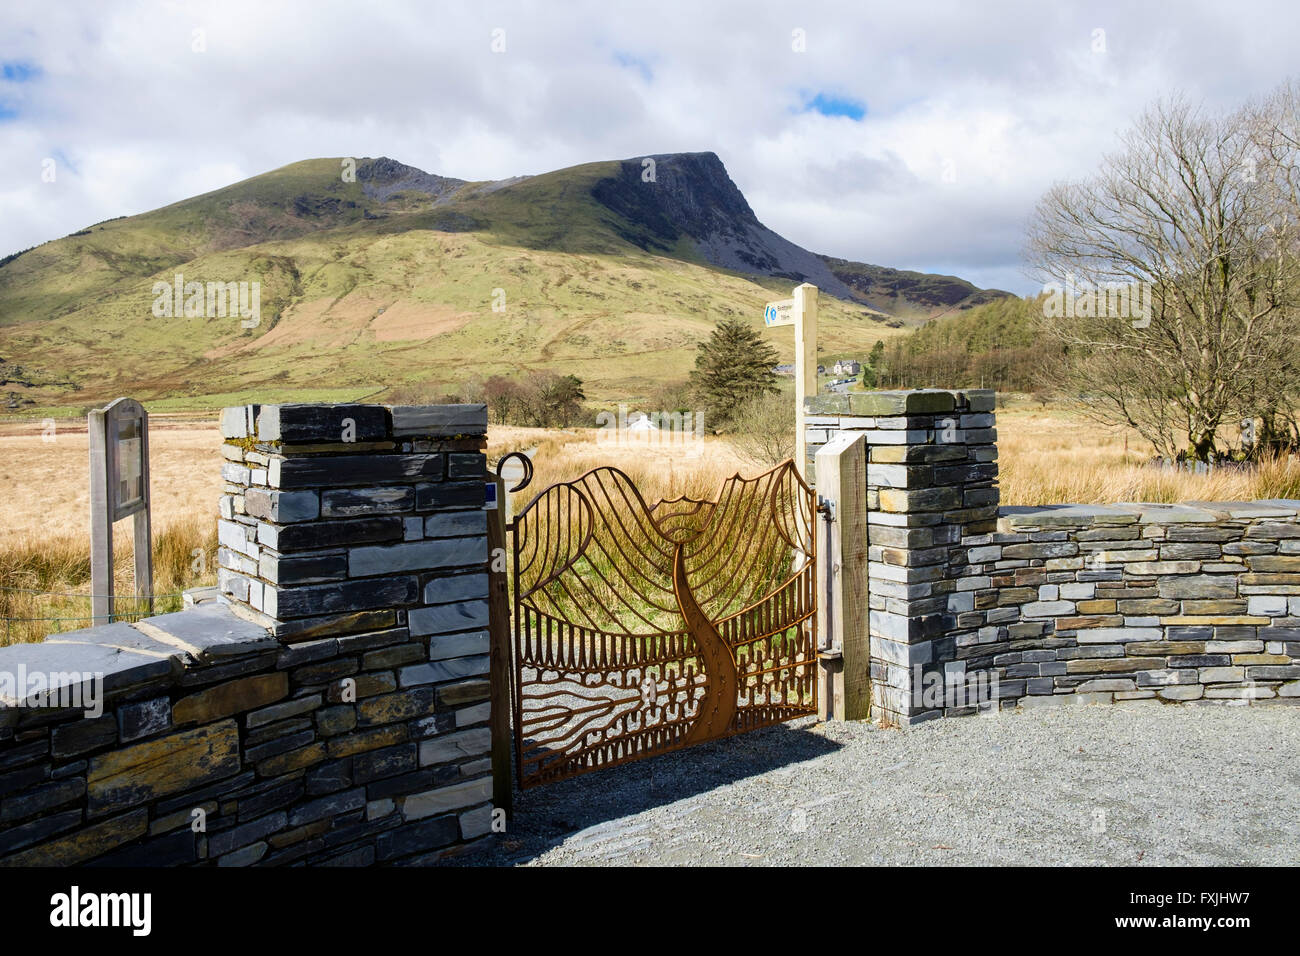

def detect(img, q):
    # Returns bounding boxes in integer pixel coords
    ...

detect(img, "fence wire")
[1,584,199,643]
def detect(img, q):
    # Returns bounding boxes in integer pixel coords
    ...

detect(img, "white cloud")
[1,0,1297,294]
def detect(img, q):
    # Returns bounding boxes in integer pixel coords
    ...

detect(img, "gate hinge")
[817,495,836,521]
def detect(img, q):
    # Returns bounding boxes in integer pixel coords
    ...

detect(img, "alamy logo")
[49,886,151,936]
[595,405,706,455]
[151,273,260,328]
[1042,273,1151,328]
[911,665,1000,713]
[0,667,104,718]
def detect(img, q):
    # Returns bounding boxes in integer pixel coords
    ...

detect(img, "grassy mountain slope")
[0,153,1003,413]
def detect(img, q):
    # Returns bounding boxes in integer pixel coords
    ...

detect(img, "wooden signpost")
[89,398,153,624]
[765,283,818,479]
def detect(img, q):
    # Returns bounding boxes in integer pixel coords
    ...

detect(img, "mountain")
[0,152,1008,412]
[820,257,1012,320]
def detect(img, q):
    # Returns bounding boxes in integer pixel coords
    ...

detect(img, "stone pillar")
[215,402,497,851]
[861,390,999,725]
[804,389,999,725]
[217,403,490,645]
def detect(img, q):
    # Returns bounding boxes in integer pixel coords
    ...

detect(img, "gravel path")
[455,701,1299,866]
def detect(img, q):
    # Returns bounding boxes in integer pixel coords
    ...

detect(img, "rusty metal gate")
[507,460,817,788]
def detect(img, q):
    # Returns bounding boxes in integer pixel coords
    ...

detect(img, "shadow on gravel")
[442,719,840,866]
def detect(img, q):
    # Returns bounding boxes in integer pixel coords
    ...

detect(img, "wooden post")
[814,431,870,720]
[794,283,818,480]
[486,473,514,820]
[88,411,113,626]
[134,407,153,619]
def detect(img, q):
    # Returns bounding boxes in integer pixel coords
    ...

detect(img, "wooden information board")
[89,398,153,623]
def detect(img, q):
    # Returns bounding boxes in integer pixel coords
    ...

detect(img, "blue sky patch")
[802,92,866,120]
[2,61,41,83]
[613,51,653,82]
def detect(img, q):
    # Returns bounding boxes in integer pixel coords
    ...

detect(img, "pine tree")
[862,340,886,388]
[689,316,780,428]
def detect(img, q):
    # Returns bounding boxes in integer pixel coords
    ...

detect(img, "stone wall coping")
[998,499,1300,530]
[220,401,489,442]
[805,388,995,417]
[0,604,275,712]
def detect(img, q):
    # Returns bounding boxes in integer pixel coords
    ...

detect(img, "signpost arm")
[88,409,113,625]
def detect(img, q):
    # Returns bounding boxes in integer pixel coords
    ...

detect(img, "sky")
[2,0,1298,295]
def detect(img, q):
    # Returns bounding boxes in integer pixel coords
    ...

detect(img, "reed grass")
[5,406,1298,646]
[0,517,217,646]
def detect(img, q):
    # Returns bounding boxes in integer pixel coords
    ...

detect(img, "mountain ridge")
[0,151,1009,412]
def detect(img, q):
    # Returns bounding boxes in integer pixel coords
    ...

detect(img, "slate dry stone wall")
[0,403,496,866]
[958,502,1300,709]
[806,389,1300,724]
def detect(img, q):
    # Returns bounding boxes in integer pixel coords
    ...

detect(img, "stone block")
[244,488,320,523]
[270,454,443,490]
[265,576,420,620]
[86,721,241,816]
[424,511,488,539]
[417,728,492,766]
[118,697,171,742]
[1157,575,1239,599]
[258,404,390,443]
[416,482,485,511]
[320,487,415,518]
[1,808,149,866]
[258,516,405,552]
[400,656,490,686]
[259,551,349,586]
[402,777,492,820]
[390,404,488,437]
[348,538,485,577]
[428,631,492,664]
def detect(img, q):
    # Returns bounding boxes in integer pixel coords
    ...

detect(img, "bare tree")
[1027,88,1300,461]
[1240,81,1300,455]
[728,389,794,466]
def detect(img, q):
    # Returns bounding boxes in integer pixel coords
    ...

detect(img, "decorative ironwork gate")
[509,460,817,788]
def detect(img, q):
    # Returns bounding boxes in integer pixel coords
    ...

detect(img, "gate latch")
[817,495,836,521]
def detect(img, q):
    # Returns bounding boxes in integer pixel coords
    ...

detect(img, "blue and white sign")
[764,298,796,327]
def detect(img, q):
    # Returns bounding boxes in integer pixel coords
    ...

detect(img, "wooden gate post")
[486,473,513,819]
[814,431,870,720]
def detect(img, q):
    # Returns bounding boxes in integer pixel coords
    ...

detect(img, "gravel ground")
[455,701,1299,866]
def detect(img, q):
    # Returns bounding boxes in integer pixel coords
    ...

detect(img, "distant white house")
[833,359,861,376]
[773,364,796,377]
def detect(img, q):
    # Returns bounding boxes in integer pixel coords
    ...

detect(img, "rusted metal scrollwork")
[510,459,817,788]
[495,450,533,493]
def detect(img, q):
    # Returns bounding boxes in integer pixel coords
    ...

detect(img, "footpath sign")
[763,298,796,327]
[764,284,818,478]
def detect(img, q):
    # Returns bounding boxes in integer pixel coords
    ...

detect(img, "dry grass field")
[994,398,1300,505]
[2,396,1298,644]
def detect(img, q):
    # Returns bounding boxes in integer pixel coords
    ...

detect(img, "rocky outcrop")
[591,152,859,298]
[356,157,466,203]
